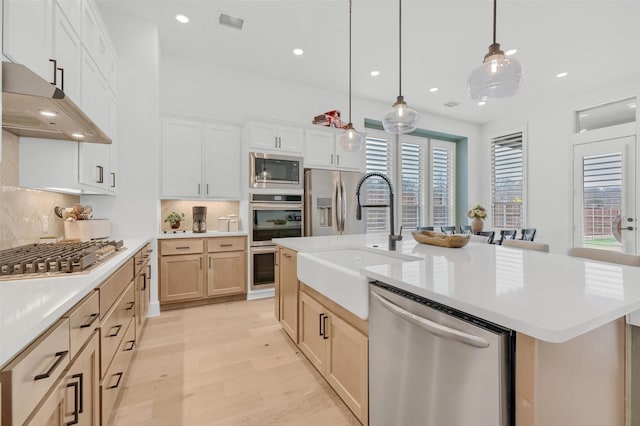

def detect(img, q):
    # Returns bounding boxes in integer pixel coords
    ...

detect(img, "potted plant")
[467,204,487,234]
[164,212,185,229]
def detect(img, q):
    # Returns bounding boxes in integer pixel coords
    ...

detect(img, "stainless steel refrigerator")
[304,169,365,236]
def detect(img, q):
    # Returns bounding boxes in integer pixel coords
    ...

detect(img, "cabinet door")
[161,119,203,197]
[3,0,51,82]
[335,143,364,171]
[279,248,299,342]
[277,125,304,153]
[204,125,241,199]
[160,254,205,303]
[55,0,81,35]
[52,4,81,103]
[305,129,335,169]
[81,0,108,73]
[24,384,64,426]
[64,332,100,426]
[108,91,118,192]
[249,122,279,151]
[274,246,281,321]
[299,291,327,373]
[207,251,246,297]
[325,312,369,424]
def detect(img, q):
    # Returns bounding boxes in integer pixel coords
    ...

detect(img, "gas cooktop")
[0,240,124,280]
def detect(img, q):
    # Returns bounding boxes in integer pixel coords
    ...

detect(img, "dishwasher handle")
[371,291,490,349]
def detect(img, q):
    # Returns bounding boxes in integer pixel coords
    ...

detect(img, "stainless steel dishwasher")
[369,283,515,426]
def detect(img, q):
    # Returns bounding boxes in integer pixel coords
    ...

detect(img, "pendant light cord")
[348,0,353,124]
[492,0,497,45]
[398,0,402,96]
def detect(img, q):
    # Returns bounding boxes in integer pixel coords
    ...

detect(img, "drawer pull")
[80,313,99,329]
[34,350,68,381]
[175,246,191,249]
[219,244,233,247]
[126,301,135,310]
[108,372,123,389]
[72,373,84,414]
[107,324,122,338]
[124,340,135,352]
[66,380,79,425]
[142,272,147,290]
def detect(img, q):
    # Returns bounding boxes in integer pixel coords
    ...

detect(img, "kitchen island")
[274,234,640,425]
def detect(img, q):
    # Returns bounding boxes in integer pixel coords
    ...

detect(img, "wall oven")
[249,193,303,291]
[250,152,303,189]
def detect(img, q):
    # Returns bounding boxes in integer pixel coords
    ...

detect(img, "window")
[364,137,392,232]
[491,131,525,229]
[365,132,456,232]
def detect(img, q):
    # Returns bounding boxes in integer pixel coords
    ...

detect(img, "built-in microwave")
[250,152,303,189]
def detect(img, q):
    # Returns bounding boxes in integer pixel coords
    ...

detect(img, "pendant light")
[337,0,365,152]
[468,0,522,101]
[382,0,418,134]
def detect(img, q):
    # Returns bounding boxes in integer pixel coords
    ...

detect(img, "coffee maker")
[192,206,207,233]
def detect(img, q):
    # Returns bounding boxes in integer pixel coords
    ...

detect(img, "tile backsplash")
[160,200,240,233]
[0,131,80,250]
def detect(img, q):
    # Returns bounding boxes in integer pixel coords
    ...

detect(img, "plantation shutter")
[491,132,525,229]
[365,137,392,232]
[401,143,422,229]
[431,142,456,227]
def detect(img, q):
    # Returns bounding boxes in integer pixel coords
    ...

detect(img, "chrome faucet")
[355,172,402,250]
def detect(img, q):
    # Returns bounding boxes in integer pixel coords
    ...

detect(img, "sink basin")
[297,247,421,319]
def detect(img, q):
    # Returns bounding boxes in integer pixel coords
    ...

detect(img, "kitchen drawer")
[207,236,245,253]
[65,290,100,359]
[99,282,135,379]
[0,318,70,426]
[97,258,134,320]
[134,243,152,276]
[161,239,204,255]
[100,319,135,426]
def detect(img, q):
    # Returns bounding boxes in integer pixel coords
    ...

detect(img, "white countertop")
[0,238,149,367]
[158,230,247,239]
[273,234,640,343]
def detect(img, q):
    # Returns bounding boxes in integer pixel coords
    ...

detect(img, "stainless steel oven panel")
[250,246,276,290]
[250,202,303,247]
[250,152,303,189]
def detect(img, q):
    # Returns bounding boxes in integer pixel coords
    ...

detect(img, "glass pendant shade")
[468,51,522,101]
[338,123,365,151]
[382,95,418,134]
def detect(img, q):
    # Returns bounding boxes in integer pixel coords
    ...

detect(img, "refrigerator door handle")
[340,180,347,232]
[335,182,342,233]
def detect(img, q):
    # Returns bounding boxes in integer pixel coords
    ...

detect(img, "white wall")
[480,78,640,254]
[82,11,161,315]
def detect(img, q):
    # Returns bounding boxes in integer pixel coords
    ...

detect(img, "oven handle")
[250,203,303,210]
[251,246,277,254]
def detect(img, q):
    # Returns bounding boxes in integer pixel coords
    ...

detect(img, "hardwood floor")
[110,298,361,425]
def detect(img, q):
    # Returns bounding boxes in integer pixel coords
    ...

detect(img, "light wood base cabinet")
[299,290,368,425]
[159,237,247,309]
[279,247,299,343]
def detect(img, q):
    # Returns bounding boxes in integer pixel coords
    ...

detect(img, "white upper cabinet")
[161,118,242,199]
[305,127,363,171]
[52,2,81,102]
[81,0,109,76]
[248,122,304,154]
[204,124,241,199]
[3,0,52,82]
[55,0,81,34]
[162,119,203,198]
[108,91,118,193]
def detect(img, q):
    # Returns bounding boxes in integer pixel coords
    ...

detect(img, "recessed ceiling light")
[38,110,58,117]
[175,14,189,24]
[477,101,487,106]
[505,48,518,56]
[292,48,304,56]
[370,70,380,77]
[628,103,637,109]
[579,129,588,133]
[556,72,568,78]
[429,87,439,93]
[71,133,84,138]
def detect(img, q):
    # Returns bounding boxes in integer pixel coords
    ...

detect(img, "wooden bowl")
[411,231,471,248]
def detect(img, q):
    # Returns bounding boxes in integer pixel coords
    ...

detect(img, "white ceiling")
[98,0,640,125]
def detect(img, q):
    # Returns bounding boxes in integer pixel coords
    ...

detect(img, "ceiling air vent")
[444,101,460,108]
[219,13,244,30]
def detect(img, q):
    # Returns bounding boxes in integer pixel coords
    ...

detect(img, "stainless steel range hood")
[2,62,111,144]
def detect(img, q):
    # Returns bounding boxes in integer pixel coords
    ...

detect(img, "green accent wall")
[364,119,469,227]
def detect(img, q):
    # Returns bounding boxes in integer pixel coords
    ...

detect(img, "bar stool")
[503,239,549,253]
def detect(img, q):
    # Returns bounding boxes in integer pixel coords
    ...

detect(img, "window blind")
[401,143,421,229]
[491,132,525,229]
[365,137,392,232]
[432,145,455,227]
